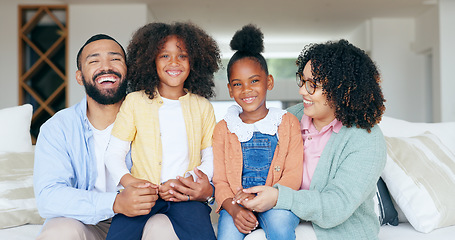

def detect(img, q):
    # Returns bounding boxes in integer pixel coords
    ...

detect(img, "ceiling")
[63,0,436,54]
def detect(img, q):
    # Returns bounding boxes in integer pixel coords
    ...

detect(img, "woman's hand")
[241,186,279,212]
[233,187,256,205]
[169,168,213,202]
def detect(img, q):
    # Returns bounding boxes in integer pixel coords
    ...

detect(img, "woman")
[241,39,387,239]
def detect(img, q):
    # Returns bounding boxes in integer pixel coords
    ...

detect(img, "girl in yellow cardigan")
[105,22,220,240]
[212,24,303,240]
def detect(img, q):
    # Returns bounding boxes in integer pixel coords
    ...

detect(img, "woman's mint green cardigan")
[275,103,387,240]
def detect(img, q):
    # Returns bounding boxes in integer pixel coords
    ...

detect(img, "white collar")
[224,105,286,142]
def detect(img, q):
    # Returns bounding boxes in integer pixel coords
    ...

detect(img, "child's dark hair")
[296,39,386,132]
[127,22,221,99]
[227,24,268,81]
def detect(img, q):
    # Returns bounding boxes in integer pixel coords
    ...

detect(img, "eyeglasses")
[296,72,319,95]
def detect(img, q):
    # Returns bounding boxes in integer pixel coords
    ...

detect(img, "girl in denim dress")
[212,24,304,240]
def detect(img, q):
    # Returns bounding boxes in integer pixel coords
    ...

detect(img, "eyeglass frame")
[296,72,320,95]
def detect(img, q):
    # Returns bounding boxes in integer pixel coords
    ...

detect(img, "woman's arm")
[273,127,386,228]
[245,126,386,228]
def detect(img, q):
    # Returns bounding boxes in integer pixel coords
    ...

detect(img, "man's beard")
[82,70,127,105]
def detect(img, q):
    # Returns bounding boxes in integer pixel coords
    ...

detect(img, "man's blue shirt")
[33,97,131,224]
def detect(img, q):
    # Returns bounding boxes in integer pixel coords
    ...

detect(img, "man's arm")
[33,119,159,223]
[33,120,117,224]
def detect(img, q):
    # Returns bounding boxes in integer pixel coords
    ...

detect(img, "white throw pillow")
[0,104,33,153]
[382,132,455,233]
[379,116,455,150]
[0,152,44,228]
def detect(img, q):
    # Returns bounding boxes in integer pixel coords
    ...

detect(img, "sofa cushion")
[382,131,455,233]
[0,104,33,153]
[0,152,44,229]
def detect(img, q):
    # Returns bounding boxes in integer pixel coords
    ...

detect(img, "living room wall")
[68,3,148,106]
[1,1,454,123]
[0,1,149,110]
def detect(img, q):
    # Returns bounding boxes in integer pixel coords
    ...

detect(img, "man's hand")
[170,167,213,202]
[113,182,158,217]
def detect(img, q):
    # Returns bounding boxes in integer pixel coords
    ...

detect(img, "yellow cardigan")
[112,90,216,185]
[212,112,303,212]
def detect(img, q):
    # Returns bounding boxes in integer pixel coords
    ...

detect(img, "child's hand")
[120,174,153,188]
[159,179,184,201]
[233,187,256,207]
[221,198,258,234]
[230,204,258,234]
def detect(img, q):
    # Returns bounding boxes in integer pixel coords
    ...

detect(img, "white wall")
[0,2,149,109]
[369,18,427,122]
[68,4,149,106]
[0,0,63,109]
[414,7,440,122]
[438,0,455,122]
[1,2,453,123]
[347,20,371,53]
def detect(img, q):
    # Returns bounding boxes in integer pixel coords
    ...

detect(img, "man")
[33,34,176,239]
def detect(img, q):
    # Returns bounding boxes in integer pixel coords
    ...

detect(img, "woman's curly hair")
[296,39,385,131]
[126,22,221,99]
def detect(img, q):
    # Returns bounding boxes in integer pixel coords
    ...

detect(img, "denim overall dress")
[241,132,278,189]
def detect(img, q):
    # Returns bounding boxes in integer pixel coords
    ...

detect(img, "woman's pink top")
[300,114,343,190]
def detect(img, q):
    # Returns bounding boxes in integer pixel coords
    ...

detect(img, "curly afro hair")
[126,22,221,99]
[296,39,386,131]
[227,24,268,81]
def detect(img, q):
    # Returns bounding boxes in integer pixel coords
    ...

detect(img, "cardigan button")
[274,166,281,172]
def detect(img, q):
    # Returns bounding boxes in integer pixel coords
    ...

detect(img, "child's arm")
[221,198,258,234]
[191,100,216,181]
[105,135,137,187]
[275,114,304,190]
[186,147,213,181]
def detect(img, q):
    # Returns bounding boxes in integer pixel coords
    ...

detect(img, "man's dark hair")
[76,34,126,70]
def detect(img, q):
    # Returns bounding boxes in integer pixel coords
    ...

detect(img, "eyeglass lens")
[296,72,316,95]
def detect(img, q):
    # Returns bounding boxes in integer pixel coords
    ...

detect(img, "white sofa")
[1,104,455,239]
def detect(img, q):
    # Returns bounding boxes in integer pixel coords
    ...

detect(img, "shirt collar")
[75,96,93,138]
[147,89,190,104]
[224,105,286,142]
[77,96,89,127]
[301,114,343,134]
